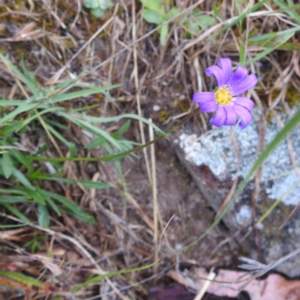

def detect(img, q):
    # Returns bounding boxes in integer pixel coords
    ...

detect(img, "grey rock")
[175,108,300,277]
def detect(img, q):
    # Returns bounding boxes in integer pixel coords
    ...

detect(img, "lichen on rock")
[178,107,300,206]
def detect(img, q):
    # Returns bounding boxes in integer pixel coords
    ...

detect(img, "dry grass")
[0,0,300,299]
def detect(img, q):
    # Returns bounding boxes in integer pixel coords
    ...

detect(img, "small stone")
[153,105,160,111]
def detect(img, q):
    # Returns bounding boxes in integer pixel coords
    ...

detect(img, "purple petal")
[218,58,232,83]
[233,105,252,129]
[224,106,237,125]
[227,66,248,87]
[210,106,226,127]
[231,74,258,96]
[199,101,217,112]
[234,97,254,111]
[205,65,225,87]
[193,92,215,103]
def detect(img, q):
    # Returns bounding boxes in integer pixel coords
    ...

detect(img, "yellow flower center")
[215,86,233,106]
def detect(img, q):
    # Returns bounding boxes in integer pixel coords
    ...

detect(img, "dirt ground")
[123,137,237,262]
[91,137,240,299]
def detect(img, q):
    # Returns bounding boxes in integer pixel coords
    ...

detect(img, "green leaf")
[0,196,28,204]
[44,121,77,157]
[21,106,64,128]
[91,7,104,18]
[85,137,108,148]
[249,27,300,44]
[0,188,27,195]
[65,113,164,136]
[184,20,200,36]
[166,7,181,20]
[0,101,41,127]
[212,1,221,18]
[0,271,45,288]
[25,236,42,253]
[159,24,168,45]
[10,149,33,172]
[0,54,38,97]
[140,0,163,11]
[41,190,95,224]
[35,144,48,156]
[185,9,215,30]
[2,153,13,179]
[142,9,164,24]
[243,30,296,66]
[62,208,96,224]
[0,119,24,135]
[73,261,156,292]
[12,169,35,189]
[273,0,300,24]
[84,0,99,9]
[98,0,113,9]
[0,100,24,107]
[68,143,77,159]
[3,204,30,223]
[114,120,131,137]
[25,188,46,205]
[34,175,111,190]
[0,224,27,229]
[196,15,215,29]
[21,59,38,91]
[50,86,120,104]
[222,0,268,32]
[80,180,111,189]
[249,32,277,43]
[45,197,61,216]
[239,45,245,65]
[86,120,131,149]
[38,204,50,228]
[60,112,123,151]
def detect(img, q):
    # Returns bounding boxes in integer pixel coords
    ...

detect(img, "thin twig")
[149,118,159,281]
[132,0,152,184]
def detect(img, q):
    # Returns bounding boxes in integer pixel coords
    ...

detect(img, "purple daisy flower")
[192,58,258,129]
